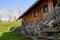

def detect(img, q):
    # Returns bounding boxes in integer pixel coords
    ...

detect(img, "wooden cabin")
[18,0,60,40]
[19,0,59,26]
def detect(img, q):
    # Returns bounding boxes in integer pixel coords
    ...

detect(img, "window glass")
[34,11,37,17]
[43,5,48,12]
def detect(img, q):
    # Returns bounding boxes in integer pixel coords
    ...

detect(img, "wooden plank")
[42,28,60,32]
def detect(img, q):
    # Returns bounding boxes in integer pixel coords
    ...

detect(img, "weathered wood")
[42,27,60,32]
[19,0,60,40]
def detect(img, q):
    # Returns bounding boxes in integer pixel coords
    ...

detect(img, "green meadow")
[0,19,32,40]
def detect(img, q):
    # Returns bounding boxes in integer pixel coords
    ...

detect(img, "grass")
[0,28,32,40]
[0,19,32,40]
[0,19,22,36]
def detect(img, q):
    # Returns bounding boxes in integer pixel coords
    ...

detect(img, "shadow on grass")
[0,28,32,40]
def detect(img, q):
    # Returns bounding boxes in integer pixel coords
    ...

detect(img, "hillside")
[0,19,32,40]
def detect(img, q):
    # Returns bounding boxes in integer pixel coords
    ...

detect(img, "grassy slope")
[0,19,32,40]
[0,20,22,36]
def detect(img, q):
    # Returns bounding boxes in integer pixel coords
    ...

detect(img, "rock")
[19,26,28,35]
[10,27,17,31]
[20,28,26,35]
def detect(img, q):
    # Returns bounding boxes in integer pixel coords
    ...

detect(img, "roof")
[18,0,42,20]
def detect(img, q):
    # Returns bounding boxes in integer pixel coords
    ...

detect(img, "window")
[34,11,37,17]
[43,5,48,12]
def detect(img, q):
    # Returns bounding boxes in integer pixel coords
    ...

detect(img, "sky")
[0,0,36,12]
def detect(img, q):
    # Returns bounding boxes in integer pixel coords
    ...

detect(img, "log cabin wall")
[22,0,53,25]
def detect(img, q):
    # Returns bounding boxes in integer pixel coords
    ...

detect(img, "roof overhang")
[18,0,44,20]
